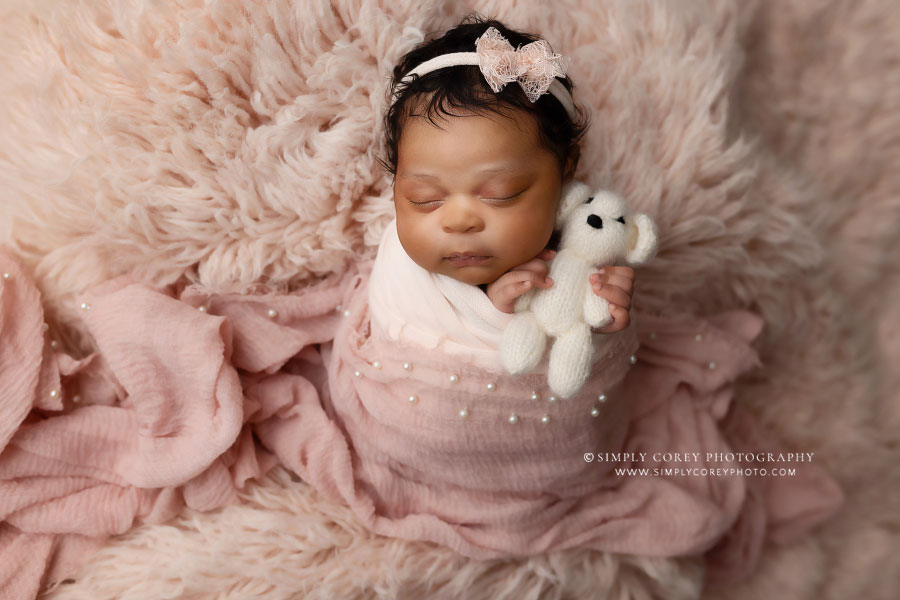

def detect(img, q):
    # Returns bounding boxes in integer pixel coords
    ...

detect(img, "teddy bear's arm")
[513,288,534,313]
[583,279,613,328]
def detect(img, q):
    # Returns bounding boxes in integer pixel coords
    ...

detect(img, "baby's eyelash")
[488,192,522,202]
[409,192,522,207]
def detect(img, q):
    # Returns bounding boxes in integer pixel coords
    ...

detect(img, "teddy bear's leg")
[500,312,546,375]
[583,280,613,329]
[548,323,594,398]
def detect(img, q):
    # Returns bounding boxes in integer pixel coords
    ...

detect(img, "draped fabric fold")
[0,245,844,598]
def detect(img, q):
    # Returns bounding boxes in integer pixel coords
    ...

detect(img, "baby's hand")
[487,253,636,331]
[589,266,635,333]
[486,249,557,314]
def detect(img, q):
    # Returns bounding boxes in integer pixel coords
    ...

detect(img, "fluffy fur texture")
[0,0,897,598]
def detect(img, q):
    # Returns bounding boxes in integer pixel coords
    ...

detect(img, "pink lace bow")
[474,27,571,103]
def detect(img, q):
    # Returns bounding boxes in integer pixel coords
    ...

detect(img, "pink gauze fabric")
[0,244,845,599]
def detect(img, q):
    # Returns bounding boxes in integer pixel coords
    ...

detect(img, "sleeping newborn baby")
[311,116,833,584]
[287,22,844,584]
[326,98,652,558]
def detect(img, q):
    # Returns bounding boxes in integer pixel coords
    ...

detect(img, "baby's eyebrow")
[400,165,524,180]
[400,173,440,180]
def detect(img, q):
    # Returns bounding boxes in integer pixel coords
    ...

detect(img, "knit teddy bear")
[499,181,659,398]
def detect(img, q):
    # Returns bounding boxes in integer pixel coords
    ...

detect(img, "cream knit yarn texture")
[500,181,658,397]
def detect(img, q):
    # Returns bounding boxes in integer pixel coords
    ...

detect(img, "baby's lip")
[444,252,491,259]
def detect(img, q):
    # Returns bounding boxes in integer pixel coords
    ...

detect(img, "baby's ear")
[625,213,659,265]
[556,181,592,225]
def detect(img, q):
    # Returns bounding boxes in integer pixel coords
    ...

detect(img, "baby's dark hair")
[378,14,590,181]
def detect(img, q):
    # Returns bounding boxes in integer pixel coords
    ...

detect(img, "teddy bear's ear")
[625,213,659,265]
[556,180,592,225]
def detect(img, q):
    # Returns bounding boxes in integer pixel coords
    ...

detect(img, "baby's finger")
[591,282,631,309]
[595,273,634,296]
[510,258,551,280]
[591,270,634,294]
[593,304,631,333]
[610,304,631,328]
[601,265,635,280]
[489,279,527,311]
[507,270,554,291]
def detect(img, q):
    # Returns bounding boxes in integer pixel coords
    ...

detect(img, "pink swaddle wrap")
[0,231,844,598]
[266,221,845,582]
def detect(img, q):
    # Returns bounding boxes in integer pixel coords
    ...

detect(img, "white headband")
[397,27,578,121]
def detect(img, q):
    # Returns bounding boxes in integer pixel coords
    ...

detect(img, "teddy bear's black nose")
[587,214,603,229]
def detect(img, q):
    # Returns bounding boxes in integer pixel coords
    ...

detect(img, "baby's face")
[393,106,563,285]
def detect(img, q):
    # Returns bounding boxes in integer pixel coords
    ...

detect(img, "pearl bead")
[50,340,58,349]
[458,407,469,418]
[72,395,81,403]
[336,304,342,312]
[267,308,278,318]
[2,272,9,280]
[695,333,703,342]
[372,360,382,369]
[591,406,601,417]
[408,395,417,404]
[597,393,607,403]
[198,305,207,312]
[508,413,519,424]
[50,389,59,398]
[353,370,361,377]
[449,374,459,384]
[486,382,496,391]
[343,310,351,317]
[42,322,49,332]
[540,414,550,424]
[548,395,558,403]
[402,362,412,371]
[709,361,717,370]
[80,302,91,311]
[530,390,540,401]
[629,355,637,365]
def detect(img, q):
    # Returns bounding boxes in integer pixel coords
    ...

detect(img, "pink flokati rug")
[0,0,898,599]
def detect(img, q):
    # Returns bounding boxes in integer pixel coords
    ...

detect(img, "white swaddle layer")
[368,219,514,371]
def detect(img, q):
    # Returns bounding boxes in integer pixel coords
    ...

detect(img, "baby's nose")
[587,214,603,229]
[442,197,485,233]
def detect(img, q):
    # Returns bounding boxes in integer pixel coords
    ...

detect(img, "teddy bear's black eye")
[616,216,626,224]
[585,196,594,204]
